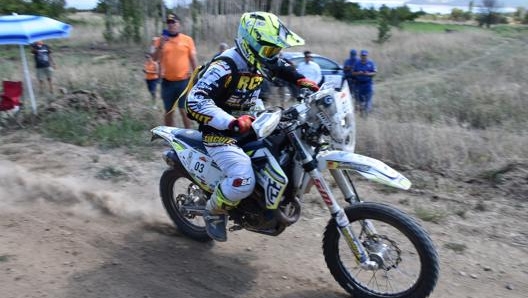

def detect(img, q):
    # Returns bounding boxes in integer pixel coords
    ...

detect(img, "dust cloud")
[0,160,166,224]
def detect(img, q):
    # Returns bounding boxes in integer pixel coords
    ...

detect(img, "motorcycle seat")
[171,128,265,155]
[171,129,207,152]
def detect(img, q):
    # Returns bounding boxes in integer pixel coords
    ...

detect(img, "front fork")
[310,169,378,270]
[287,129,378,270]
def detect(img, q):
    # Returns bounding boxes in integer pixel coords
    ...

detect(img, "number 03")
[194,162,205,173]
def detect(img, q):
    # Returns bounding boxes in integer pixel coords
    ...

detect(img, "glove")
[296,78,320,92]
[228,115,255,134]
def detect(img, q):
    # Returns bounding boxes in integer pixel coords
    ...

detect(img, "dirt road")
[1,131,526,298]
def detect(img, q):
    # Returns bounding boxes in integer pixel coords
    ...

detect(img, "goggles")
[259,45,281,59]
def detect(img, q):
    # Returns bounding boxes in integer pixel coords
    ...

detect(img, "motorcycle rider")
[185,11,319,242]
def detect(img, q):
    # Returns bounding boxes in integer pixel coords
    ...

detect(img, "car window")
[313,57,341,71]
[288,57,303,67]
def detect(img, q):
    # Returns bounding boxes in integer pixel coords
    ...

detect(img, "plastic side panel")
[318,150,411,190]
[175,148,223,193]
[153,126,222,193]
[253,148,288,209]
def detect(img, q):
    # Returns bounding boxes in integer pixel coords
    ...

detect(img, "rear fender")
[317,150,411,190]
[151,126,185,148]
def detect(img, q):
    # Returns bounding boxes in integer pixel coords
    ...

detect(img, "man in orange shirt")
[152,14,198,128]
[143,53,159,109]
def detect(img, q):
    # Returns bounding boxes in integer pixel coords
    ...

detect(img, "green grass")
[490,24,528,37]
[92,115,151,149]
[414,206,448,224]
[401,22,473,32]
[40,110,153,150]
[40,111,93,146]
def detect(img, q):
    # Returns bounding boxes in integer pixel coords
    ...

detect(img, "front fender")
[318,150,411,190]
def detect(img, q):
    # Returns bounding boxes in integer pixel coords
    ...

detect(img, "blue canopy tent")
[0,14,71,115]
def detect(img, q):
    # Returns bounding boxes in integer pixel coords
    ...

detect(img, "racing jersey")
[185,48,304,137]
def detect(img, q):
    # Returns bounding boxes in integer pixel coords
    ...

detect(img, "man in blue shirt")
[352,50,377,117]
[343,49,358,103]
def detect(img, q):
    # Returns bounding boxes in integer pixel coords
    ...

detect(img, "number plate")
[190,153,211,178]
[324,75,342,89]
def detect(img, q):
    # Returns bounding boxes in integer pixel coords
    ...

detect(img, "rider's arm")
[272,62,319,91]
[185,60,236,130]
[270,62,304,84]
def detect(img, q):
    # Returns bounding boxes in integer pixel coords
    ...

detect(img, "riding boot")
[203,187,238,242]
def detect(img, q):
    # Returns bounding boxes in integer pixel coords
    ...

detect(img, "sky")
[66,0,98,10]
[65,0,524,11]
[65,0,182,10]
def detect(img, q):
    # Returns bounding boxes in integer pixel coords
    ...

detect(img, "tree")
[98,0,164,44]
[376,16,391,44]
[0,0,66,18]
[477,0,501,28]
[324,0,348,20]
[121,0,142,43]
[513,7,526,23]
[450,8,466,21]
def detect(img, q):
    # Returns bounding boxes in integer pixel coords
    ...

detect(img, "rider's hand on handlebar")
[228,115,255,134]
[296,78,319,92]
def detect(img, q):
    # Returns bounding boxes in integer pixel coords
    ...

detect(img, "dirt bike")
[150,83,439,298]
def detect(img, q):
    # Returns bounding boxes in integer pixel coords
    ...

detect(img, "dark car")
[281,51,344,90]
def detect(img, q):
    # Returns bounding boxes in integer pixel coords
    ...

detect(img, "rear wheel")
[160,169,212,242]
[323,202,439,298]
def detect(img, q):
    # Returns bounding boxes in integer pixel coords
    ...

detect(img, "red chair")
[0,81,24,127]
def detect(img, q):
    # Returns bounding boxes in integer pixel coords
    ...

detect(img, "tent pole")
[19,44,37,115]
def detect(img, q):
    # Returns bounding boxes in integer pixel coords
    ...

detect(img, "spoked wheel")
[323,202,439,298]
[160,169,212,242]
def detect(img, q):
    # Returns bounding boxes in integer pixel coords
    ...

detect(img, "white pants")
[205,144,256,202]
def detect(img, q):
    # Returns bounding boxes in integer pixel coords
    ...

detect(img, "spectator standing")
[343,49,358,104]
[213,42,229,58]
[152,14,198,128]
[31,41,55,95]
[143,53,160,109]
[352,50,377,117]
[296,50,322,85]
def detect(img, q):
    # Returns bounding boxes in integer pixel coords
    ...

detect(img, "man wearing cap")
[352,50,377,117]
[152,14,198,128]
[343,49,358,104]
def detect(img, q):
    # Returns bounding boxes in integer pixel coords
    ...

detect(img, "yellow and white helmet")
[235,12,304,78]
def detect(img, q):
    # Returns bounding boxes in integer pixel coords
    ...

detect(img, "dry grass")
[66,12,107,46]
[2,12,526,177]
[356,120,528,173]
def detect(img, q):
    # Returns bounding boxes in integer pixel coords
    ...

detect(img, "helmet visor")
[259,45,281,59]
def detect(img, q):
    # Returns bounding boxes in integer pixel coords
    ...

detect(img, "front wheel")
[323,202,439,298]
